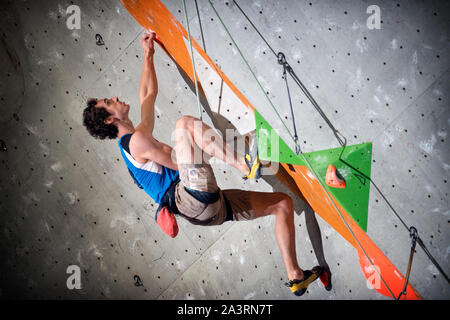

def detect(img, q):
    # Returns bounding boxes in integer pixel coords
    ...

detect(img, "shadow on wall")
[174,56,332,282]
[0,1,26,124]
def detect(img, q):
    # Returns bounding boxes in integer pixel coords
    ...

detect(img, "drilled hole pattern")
[0,0,447,300]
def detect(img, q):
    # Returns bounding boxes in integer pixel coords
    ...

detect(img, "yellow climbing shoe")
[285,266,323,296]
[243,134,261,180]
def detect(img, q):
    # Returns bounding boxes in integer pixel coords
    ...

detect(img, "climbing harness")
[201,0,450,296]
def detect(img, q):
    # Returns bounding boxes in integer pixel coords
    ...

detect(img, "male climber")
[82,31,323,296]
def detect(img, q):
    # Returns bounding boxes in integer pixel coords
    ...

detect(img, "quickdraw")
[397,227,418,300]
[226,0,450,296]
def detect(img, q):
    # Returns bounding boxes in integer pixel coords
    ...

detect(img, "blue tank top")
[118,133,179,204]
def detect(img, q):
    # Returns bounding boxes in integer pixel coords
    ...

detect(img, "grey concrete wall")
[0,0,448,300]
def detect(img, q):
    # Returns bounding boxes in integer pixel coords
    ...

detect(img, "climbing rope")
[182,0,203,120]
[278,52,300,155]
[194,0,207,53]
[233,0,347,150]
[204,0,396,298]
[231,0,450,291]
[204,0,450,297]
[205,0,298,148]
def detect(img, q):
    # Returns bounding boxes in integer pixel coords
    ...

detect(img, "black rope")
[232,0,277,57]
[284,65,347,148]
[278,52,300,154]
[232,0,450,289]
[417,236,450,284]
[233,0,345,148]
[341,156,450,286]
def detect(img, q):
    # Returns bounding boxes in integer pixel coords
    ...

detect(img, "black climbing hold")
[95,34,105,46]
[133,275,143,287]
[0,140,6,151]
[353,173,367,186]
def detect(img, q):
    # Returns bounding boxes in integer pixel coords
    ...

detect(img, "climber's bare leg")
[248,191,304,281]
[174,115,248,173]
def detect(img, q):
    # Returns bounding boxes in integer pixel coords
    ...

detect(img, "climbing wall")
[0,0,448,300]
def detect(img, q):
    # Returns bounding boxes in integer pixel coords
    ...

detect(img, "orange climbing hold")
[325,164,346,188]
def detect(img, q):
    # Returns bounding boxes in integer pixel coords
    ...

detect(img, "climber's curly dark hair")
[82,98,118,140]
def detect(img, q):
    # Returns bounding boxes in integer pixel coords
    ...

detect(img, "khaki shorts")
[175,163,255,225]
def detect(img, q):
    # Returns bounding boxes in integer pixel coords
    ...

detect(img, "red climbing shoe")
[319,267,332,291]
[325,164,346,188]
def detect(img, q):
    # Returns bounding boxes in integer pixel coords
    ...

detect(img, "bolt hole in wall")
[0,0,448,301]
